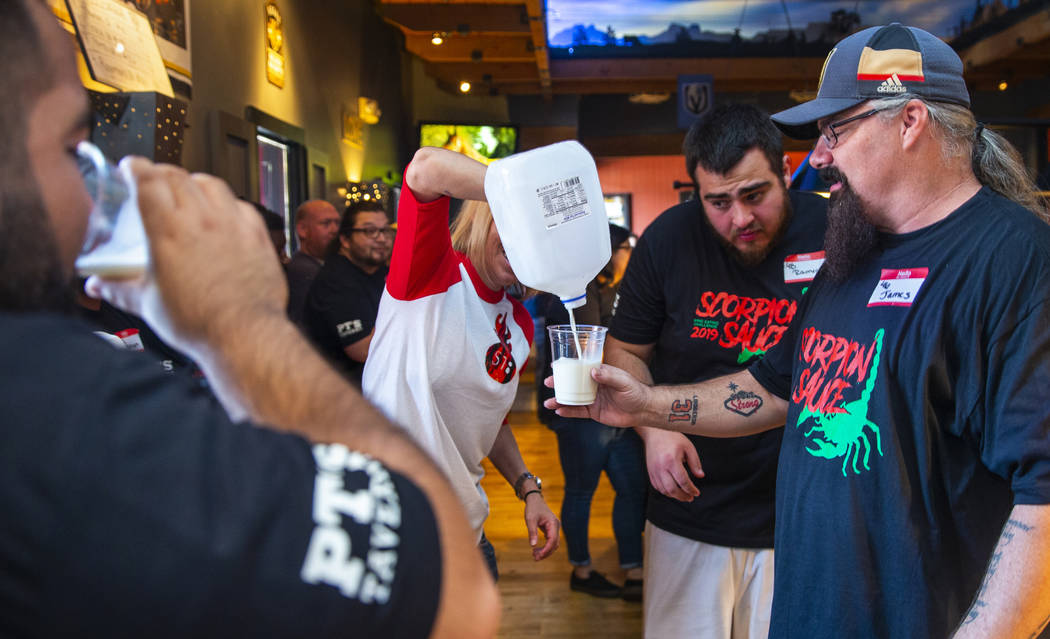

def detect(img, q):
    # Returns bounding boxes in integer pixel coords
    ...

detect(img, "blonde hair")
[450,200,532,295]
[451,200,500,288]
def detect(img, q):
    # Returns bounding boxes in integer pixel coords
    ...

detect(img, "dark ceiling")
[376,0,1050,98]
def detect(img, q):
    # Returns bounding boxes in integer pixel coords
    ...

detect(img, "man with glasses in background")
[304,200,395,385]
[550,23,1050,639]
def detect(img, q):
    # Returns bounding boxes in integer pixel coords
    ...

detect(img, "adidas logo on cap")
[877,73,907,93]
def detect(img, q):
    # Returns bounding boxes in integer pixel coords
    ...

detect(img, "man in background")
[304,200,394,385]
[0,1,498,636]
[286,199,340,322]
[605,103,827,638]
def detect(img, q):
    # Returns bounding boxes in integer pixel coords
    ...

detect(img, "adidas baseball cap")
[771,23,971,139]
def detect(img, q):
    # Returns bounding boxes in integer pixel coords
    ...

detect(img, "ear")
[899,99,930,151]
[338,233,351,252]
[780,153,793,188]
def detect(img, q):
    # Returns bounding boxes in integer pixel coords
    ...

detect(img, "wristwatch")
[514,471,542,500]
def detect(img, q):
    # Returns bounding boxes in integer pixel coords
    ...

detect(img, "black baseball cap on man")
[771,23,971,140]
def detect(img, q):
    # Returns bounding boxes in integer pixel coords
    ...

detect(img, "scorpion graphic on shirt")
[795,328,884,476]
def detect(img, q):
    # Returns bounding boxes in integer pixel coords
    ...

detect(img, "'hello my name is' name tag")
[867,268,928,307]
[784,251,826,284]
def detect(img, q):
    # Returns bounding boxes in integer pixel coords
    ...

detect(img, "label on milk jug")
[536,176,590,229]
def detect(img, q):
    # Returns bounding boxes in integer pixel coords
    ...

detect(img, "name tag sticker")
[784,251,826,283]
[868,268,928,307]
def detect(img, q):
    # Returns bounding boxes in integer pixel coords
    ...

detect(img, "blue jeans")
[552,416,647,569]
[478,531,498,581]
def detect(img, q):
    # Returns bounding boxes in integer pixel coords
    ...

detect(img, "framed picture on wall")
[603,193,631,229]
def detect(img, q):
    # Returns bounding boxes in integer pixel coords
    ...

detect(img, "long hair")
[872,95,1048,221]
[450,200,499,288]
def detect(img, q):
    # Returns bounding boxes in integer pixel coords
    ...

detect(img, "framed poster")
[54,0,191,86]
[65,0,174,96]
[128,0,192,83]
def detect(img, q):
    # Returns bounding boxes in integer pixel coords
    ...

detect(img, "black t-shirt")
[76,299,208,389]
[286,251,323,324]
[303,255,388,385]
[610,189,827,547]
[750,188,1050,638]
[0,313,441,638]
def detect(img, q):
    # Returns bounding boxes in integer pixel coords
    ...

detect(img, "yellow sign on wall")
[265,1,285,88]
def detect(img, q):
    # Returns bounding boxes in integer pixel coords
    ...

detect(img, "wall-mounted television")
[545,0,979,59]
[418,122,518,165]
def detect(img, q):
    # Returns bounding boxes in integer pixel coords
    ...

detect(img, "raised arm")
[546,364,787,439]
[90,159,500,639]
[953,504,1050,639]
[404,146,487,203]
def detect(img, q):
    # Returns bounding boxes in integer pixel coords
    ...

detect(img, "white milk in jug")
[484,140,611,310]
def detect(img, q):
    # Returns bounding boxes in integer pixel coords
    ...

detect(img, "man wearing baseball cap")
[549,23,1050,639]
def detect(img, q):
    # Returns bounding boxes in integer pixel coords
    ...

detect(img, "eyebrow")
[702,180,772,201]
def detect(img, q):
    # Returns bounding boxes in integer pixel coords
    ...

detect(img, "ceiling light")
[431,32,444,46]
[628,92,671,105]
[459,81,471,93]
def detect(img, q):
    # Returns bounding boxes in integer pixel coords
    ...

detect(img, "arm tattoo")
[668,396,698,425]
[961,518,1037,626]
[723,382,763,417]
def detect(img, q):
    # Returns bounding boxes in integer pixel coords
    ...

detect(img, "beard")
[821,168,879,283]
[702,190,793,268]
[0,162,74,313]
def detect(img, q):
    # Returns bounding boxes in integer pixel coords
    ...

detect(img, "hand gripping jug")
[483,140,611,309]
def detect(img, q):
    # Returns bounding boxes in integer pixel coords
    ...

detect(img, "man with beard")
[605,103,827,637]
[0,2,499,637]
[304,200,394,385]
[549,23,1050,639]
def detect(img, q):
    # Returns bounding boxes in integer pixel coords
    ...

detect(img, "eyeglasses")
[818,108,880,149]
[350,227,395,239]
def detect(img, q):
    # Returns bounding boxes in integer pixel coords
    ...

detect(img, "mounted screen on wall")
[419,123,518,165]
[546,0,984,59]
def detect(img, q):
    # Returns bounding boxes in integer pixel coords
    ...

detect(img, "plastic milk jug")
[484,140,611,309]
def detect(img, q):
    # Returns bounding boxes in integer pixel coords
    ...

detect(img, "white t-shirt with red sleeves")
[362,184,533,542]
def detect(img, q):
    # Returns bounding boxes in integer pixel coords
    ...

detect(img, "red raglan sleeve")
[385,171,463,301]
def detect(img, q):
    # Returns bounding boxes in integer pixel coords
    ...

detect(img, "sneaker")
[569,570,622,598]
[621,578,643,602]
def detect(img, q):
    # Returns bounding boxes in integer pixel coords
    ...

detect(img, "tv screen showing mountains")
[546,0,1033,58]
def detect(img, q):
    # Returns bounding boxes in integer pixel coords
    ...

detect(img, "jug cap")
[561,292,587,309]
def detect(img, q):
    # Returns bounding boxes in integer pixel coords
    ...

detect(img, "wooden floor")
[480,400,644,638]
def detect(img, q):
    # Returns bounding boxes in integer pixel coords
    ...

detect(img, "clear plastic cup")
[548,324,607,405]
[74,141,149,278]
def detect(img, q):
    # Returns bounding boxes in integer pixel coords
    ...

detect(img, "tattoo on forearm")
[723,382,763,417]
[961,518,1037,626]
[668,396,698,425]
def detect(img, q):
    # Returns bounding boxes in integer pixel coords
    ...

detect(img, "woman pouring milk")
[362,146,560,579]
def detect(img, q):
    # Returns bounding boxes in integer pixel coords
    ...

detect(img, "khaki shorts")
[643,522,774,639]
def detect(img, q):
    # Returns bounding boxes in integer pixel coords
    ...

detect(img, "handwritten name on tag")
[868,268,928,307]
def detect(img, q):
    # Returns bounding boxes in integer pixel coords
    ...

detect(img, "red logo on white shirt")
[486,312,516,384]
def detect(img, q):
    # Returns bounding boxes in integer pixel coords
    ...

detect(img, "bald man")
[287,199,340,322]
